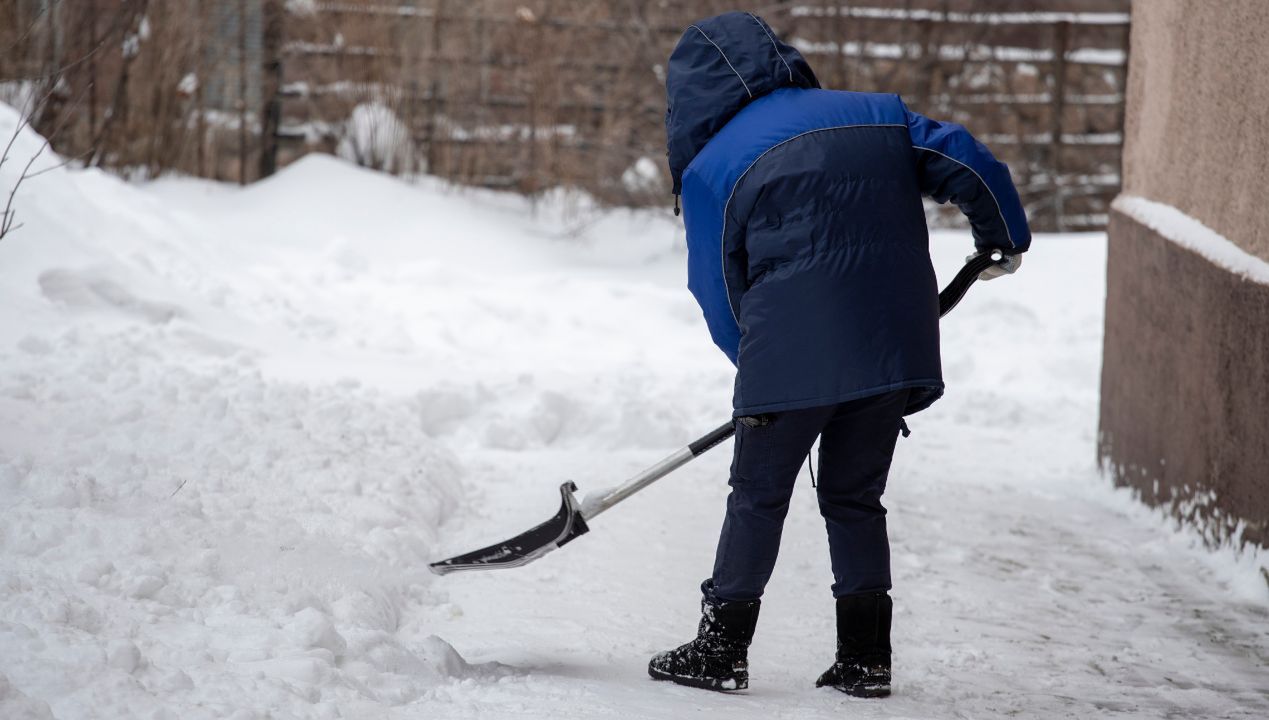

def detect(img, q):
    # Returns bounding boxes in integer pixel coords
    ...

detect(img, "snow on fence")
[789,6,1132,25]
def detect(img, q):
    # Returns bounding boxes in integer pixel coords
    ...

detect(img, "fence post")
[259,0,283,179]
[236,0,249,184]
[424,0,446,176]
[1049,20,1070,231]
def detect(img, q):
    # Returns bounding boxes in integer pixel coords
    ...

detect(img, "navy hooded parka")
[666,12,1031,417]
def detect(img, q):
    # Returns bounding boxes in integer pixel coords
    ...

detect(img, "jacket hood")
[665,12,819,195]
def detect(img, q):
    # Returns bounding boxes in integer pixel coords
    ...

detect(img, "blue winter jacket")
[666,12,1031,417]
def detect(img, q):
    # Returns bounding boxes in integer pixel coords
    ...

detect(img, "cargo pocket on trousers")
[730,414,774,487]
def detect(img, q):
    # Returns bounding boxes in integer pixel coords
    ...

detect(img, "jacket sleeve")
[905,106,1031,253]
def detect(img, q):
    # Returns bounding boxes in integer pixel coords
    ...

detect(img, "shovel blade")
[428,481,590,575]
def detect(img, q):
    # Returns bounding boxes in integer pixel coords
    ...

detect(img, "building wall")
[1100,0,1269,548]
[1119,0,1269,259]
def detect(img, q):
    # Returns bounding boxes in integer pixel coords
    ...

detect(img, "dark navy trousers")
[709,389,909,601]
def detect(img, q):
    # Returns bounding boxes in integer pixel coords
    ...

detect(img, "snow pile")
[0,101,711,718]
[2,102,1266,719]
[0,104,498,717]
[621,157,663,194]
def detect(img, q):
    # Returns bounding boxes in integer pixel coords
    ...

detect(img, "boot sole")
[821,683,891,699]
[648,665,748,692]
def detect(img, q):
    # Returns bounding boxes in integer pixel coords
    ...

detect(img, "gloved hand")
[967,251,1022,281]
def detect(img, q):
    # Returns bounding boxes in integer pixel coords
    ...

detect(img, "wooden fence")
[1,0,1130,232]
[274,0,1129,231]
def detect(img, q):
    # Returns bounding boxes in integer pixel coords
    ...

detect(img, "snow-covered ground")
[1,104,1265,719]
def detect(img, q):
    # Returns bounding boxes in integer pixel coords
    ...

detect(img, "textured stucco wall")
[1121,0,1269,261]
[1101,0,1269,549]
[1100,211,1269,548]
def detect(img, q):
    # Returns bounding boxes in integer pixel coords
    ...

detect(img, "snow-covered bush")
[336,102,417,175]
[621,157,662,195]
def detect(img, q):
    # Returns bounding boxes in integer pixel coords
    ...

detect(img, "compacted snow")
[1,104,1266,719]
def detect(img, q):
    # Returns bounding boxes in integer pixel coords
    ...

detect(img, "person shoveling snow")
[649,12,1030,697]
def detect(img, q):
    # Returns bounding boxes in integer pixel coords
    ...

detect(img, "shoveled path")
[423,235,1269,720]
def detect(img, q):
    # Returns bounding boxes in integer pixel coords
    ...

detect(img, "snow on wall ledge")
[1112,194,1269,285]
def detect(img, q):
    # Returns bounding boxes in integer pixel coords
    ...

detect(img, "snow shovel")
[428,250,1008,575]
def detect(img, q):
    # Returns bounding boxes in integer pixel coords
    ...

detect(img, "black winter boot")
[648,586,761,692]
[815,592,892,698]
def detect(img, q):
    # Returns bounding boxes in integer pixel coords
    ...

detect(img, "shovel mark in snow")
[38,269,185,324]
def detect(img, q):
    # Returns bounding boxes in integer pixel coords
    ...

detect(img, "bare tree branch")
[0,82,55,174]
[22,148,92,181]
[90,0,150,169]
[15,4,132,87]
[0,0,61,59]
[1,81,92,243]
[1,127,49,242]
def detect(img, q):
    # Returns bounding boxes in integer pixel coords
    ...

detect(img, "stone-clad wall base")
[1099,209,1269,549]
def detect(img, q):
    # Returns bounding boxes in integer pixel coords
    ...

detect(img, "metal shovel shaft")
[580,422,735,520]
[428,251,1006,574]
[579,250,1001,520]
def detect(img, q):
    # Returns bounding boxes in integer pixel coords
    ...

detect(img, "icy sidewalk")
[1,102,1265,718]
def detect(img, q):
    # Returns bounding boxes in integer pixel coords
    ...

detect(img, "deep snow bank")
[0,100,726,719]
[0,104,584,718]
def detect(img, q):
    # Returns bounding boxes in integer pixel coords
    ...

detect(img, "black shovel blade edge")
[428,481,590,575]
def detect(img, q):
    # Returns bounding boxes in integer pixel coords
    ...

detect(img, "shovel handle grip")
[689,422,737,456]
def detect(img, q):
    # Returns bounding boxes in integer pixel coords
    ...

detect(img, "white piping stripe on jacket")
[747,13,793,82]
[911,145,1015,248]
[717,123,908,327]
[690,25,753,98]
